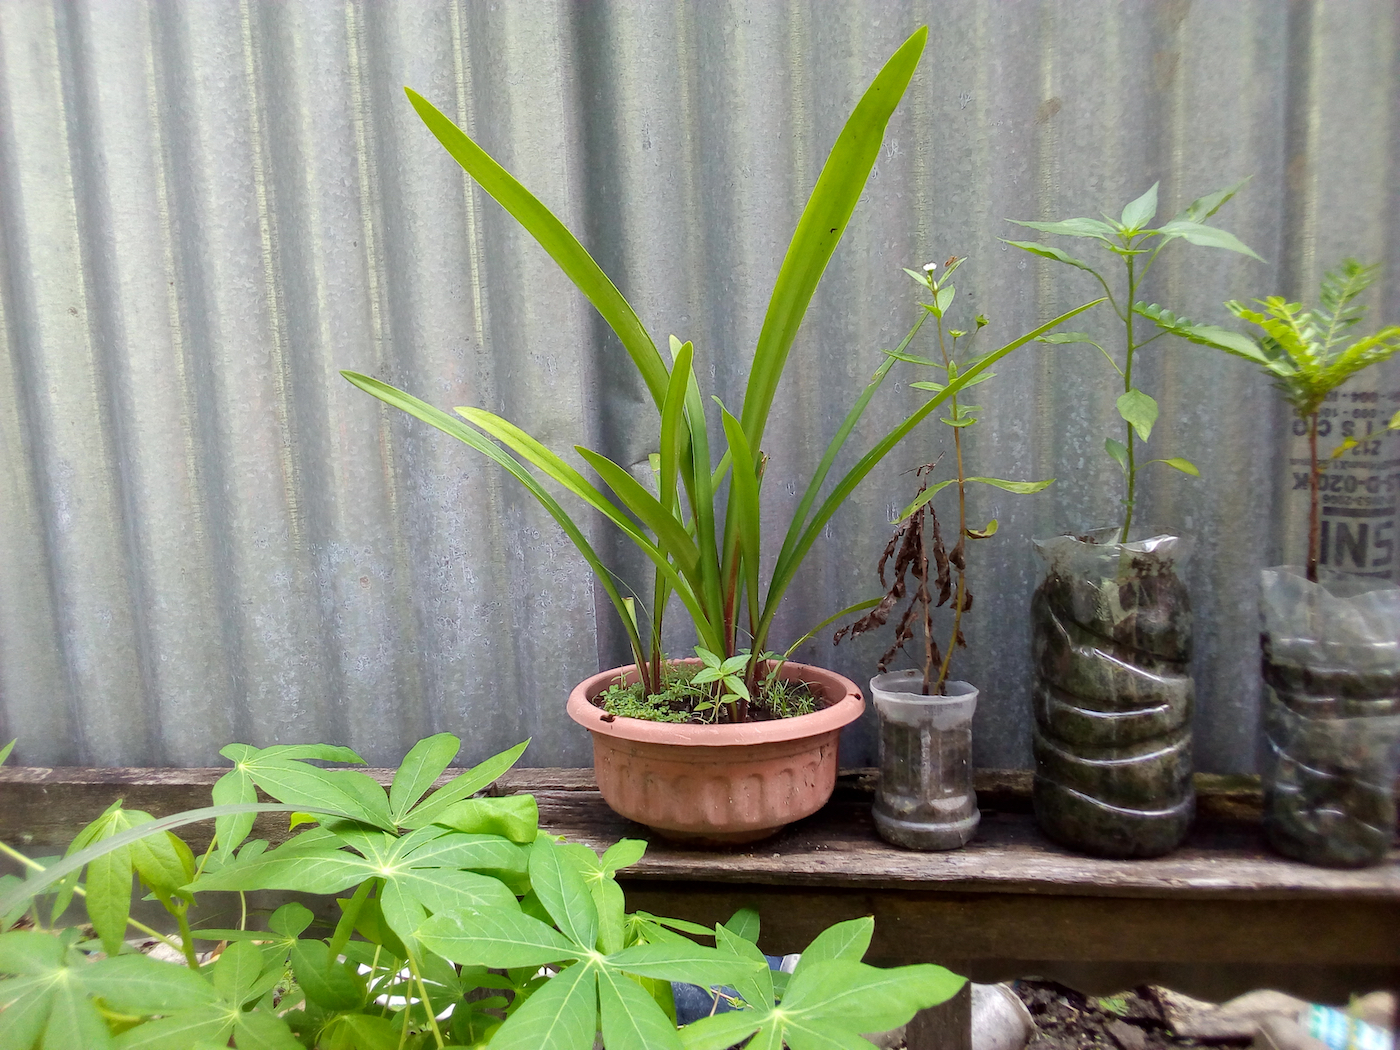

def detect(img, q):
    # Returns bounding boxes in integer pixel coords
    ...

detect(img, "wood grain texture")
[0,766,1393,905]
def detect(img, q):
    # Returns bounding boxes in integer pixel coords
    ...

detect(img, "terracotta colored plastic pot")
[567,660,864,845]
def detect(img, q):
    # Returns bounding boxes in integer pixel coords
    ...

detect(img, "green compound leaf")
[389,733,462,823]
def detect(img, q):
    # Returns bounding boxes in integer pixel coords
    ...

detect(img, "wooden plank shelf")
[2,765,1396,1000]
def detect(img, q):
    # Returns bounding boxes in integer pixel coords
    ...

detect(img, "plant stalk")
[1307,411,1320,582]
[1120,253,1138,543]
[933,307,966,696]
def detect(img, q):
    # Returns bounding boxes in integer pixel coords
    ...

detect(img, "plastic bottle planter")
[870,670,980,850]
[1029,530,1195,858]
[1259,567,1400,868]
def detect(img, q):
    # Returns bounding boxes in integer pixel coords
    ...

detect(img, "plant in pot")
[834,258,1059,850]
[1005,181,1261,858]
[1143,259,1400,867]
[343,27,1099,846]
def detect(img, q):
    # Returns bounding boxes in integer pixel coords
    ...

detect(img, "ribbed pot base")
[568,661,864,846]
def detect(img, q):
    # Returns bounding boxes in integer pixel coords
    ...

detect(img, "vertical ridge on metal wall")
[0,1,1396,771]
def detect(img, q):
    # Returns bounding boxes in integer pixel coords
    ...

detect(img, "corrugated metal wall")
[1,1,1396,772]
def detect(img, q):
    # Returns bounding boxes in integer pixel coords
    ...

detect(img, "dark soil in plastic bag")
[1030,530,1195,858]
[1259,567,1400,868]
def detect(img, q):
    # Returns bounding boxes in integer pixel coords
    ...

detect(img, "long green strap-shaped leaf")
[679,358,726,646]
[0,803,336,919]
[755,299,1105,654]
[659,341,694,521]
[574,447,703,578]
[405,89,670,408]
[718,405,762,635]
[342,371,650,671]
[771,313,927,584]
[457,408,704,607]
[739,26,927,453]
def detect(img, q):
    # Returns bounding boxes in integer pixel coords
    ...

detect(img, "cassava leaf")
[389,733,461,823]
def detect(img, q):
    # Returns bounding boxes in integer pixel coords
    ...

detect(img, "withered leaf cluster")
[833,464,971,693]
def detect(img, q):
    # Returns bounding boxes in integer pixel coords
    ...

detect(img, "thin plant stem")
[174,903,201,969]
[1307,411,1321,581]
[933,311,966,696]
[408,953,446,1048]
[1120,252,1139,542]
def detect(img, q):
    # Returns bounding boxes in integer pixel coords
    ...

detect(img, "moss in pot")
[1147,259,1400,866]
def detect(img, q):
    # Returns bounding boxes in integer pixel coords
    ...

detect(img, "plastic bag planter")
[1029,530,1195,858]
[871,670,980,850]
[1259,567,1400,868]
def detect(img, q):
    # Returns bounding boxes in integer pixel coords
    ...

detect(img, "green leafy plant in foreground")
[1006,181,1261,541]
[835,258,1063,695]
[342,26,1097,721]
[674,911,963,1050]
[1140,258,1400,581]
[0,735,963,1048]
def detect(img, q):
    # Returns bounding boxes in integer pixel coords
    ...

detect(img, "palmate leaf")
[681,958,964,1050]
[112,941,299,1050]
[215,743,393,836]
[0,931,230,1050]
[400,739,529,829]
[388,733,461,823]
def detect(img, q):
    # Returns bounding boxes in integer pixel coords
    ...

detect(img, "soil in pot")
[1259,567,1400,868]
[1030,529,1195,858]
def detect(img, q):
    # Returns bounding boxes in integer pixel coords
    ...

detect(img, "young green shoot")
[1006,181,1260,541]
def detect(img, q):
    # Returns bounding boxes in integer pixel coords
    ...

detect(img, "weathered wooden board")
[0,766,1394,902]
[1,765,1395,984]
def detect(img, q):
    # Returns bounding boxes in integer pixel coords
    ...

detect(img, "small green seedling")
[1006,181,1261,541]
[1141,258,1400,581]
[835,258,1065,695]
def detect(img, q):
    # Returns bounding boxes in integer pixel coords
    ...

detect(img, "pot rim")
[869,670,978,704]
[567,660,864,746]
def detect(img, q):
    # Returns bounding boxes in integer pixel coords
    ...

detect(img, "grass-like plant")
[1140,259,1400,581]
[344,28,1097,720]
[1006,182,1260,542]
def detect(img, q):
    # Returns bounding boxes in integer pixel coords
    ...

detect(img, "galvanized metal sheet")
[0,0,1396,773]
